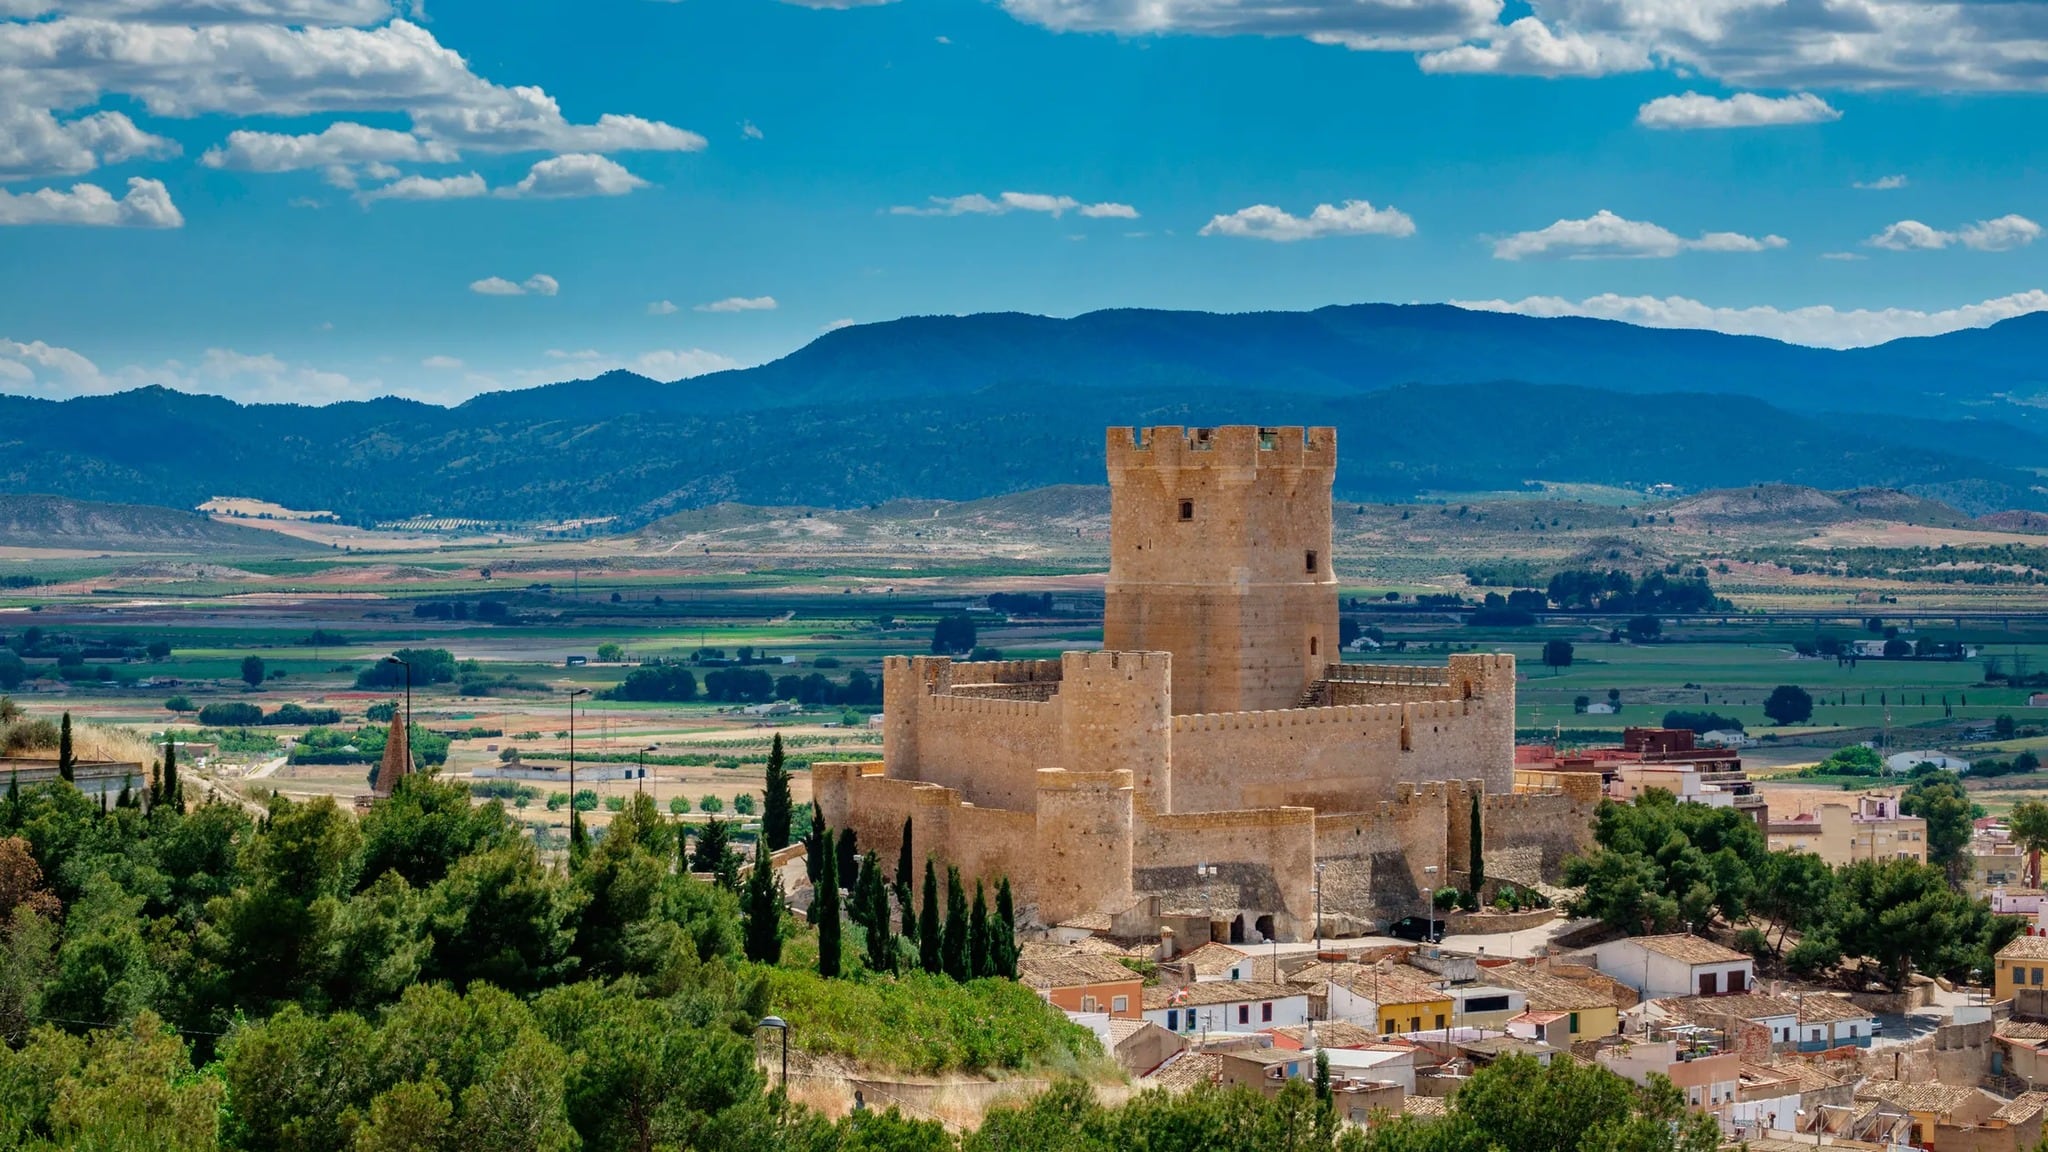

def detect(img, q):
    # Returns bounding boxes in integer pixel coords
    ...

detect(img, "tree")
[816,829,841,978]
[1901,770,1975,882]
[968,880,991,979]
[1563,791,1766,935]
[992,877,1018,979]
[1467,794,1484,900]
[2011,799,2048,888]
[918,858,941,975]
[56,712,73,784]
[1829,857,2009,988]
[241,655,267,688]
[733,792,756,816]
[145,639,172,661]
[1625,615,1662,643]
[1763,684,1814,726]
[803,802,825,886]
[1313,1049,1332,1112]
[762,734,792,850]
[837,825,860,896]
[163,695,194,713]
[690,818,738,889]
[1541,639,1574,673]
[941,866,969,982]
[1752,851,1835,956]
[858,852,895,973]
[931,614,977,656]
[594,643,624,663]
[742,838,784,964]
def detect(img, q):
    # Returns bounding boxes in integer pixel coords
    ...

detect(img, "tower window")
[1179,500,1194,521]
[1305,550,1318,573]
[1310,637,1319,657]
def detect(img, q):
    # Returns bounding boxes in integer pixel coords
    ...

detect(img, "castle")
[815,426,1598,941]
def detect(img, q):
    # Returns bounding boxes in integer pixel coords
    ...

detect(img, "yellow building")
[1485,964,1622,1044]
[1326,968,1455,1036]
[1765,792,1926,867]
[1997,936,2048,1003]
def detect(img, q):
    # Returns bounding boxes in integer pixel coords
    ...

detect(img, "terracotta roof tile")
[1630,934,1750,965]
[2000,937,2048,960]
[1180,942,1251,975]
[1017,950,1143,991]
[1142,981,1303,1011]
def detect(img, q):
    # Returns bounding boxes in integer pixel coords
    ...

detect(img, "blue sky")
[2,0,2046,403]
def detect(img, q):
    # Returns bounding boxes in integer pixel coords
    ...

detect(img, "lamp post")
[1424,864,1440,944]
[567,687,590,842]
[758,1015,790,1094]
[1197,863,1216,944]
[638,744,657,795]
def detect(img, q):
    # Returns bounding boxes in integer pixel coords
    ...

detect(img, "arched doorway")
[1228,915,1246,944]
[1255,914,1276,944]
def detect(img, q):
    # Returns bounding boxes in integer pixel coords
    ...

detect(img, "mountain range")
[3,303,2045,526]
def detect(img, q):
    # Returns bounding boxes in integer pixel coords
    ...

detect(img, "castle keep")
[815,426,1598,941]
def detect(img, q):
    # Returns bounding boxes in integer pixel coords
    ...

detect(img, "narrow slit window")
[1179,500,1194,521]
[1305,550,1318,573]
[1310,637,1319,657]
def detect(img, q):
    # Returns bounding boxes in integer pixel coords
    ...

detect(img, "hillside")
[2,306,2048,524]
[0,493,323,553]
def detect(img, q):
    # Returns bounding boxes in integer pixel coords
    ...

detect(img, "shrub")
[1735,927,1770,956]
[163,695,196,712]
[547,792,568,811]
[699,795,724,814]
[572,789,599,812]
[733,793,757,816]
[1432,886,1460,911]
[602,795,625,812]
[668,796,688,816]
[197,702,263,727]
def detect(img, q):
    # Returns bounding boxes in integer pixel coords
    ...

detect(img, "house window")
[1306,550,1319,574]
[2035,967,2044,986]
[1179,500,1194,521]
[1081,996,1097,1012]
[1383,1018,1396,1035]
[1112,996,1128,1013]
[1465,996,1510,1014]
[1569,1012,1580,1035]
[1238,1005,1250,1025]
[1727,969,1746,993]
[1167,1009,1180,1032]
[1261,1002,1273,1023]
[1413,1016,1424,1032]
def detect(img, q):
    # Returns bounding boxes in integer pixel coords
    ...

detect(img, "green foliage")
[742,838,785,964]
[242,654,267,687]
[918,859,940,976]
[55,713,71,783]
[1827,856,2013,988]
[816,828,842,979]
[163,695,195,713]
[733,792,756,816]
[941,867,969,982]
[1763,684,1814,725]
[355,649,456,690]
[1901,770,1975,880]
[1564,791,1767,935]
[602,662,697,702]
[1798,744,1885,778]
[931,614,977,656]
[762,733,792,851]
[1541,639,1573,671]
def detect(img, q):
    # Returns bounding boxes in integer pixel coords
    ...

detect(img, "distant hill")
[0,493,321,553]
[3,305,2048,524]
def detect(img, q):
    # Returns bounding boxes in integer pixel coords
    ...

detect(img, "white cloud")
[1419,15,1647,76]
[646,299,678,315]
[822,318,855,331]
[500,153,646,199]
[999,0,1499,51]
[1636,91,1840,129]
[0,335,380,401]
[0,105,178,181]
[777,0,898,8]
[470,273,557,296]
[1451,289,2048,351]
[1855,174,1907,190]
[421,354,463,369]
[0,336,104,393]
[695,295,777,313]
[0,0,396,24]
[532,345,739,382]
[1820,251,1865,261]
[741,120,762,140]
[1866,214,2042,252]
[355,171,485,203]
[200,122,458,188]
[0,175,181,226]
[889,190,1135,218]
[1199,198,1415,241]
[1492,209,1783,260]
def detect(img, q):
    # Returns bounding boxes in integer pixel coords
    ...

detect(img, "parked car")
[1386,916,1445,943]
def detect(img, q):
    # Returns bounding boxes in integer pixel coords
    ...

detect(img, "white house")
[1180,942,1257,982]
[1589,935,1754,1000]
[1886,750,1969,775]
[1698,730,1752,749]
[1142,981,1310,1036]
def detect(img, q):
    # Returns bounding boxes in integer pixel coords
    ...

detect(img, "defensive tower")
[1104,426,1339,715]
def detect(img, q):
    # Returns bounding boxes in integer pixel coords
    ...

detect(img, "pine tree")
[4,771,19,830]
[692,817,737,888]
[968,880,990,979]
[816,829,841,978]
[116,775,132,809]
[1314,1049,1333,1111]
[918,858,941,974]
[1468,792,1485,899]
[941,866,969,982]
[743,838,784,964]
[148,760,161,810]
[762,733,792,850]
[859,852,894,973]
[803,802,824,885]
[896,817,917,941]
[57,712,74,783]
[993,877,1019,979]
[163,735,181,812]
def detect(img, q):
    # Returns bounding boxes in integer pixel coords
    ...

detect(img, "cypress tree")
[803,803,824,885]
[816,829,841,978]
[941,866,969,982]
[163,735,181,812]
[918,858,941,974]
[1468,793,1485,899]
[743,838,784,964]
[57,712,74,783]
[896,817,916,940]
[4,771,18,830]
[859,852,894,973]
[116,775,132,809]
[837,826,860,897]
[968,880,990,979]
[148,760,161,810]
[1314,1049,1333,1111]
[762,733,792,849]
[692,817,737,888]
[993,877,1019,979]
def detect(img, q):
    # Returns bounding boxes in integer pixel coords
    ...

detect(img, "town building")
[1996,937,2048,1003]
[1482,963,1622,1044]
[815,426,1601,937]
[1588,934,1754,1000]
[1514,728,1764,826]
[1765,792,1927,866]
[1017,947,1144,1019]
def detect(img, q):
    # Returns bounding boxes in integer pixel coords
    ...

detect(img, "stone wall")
[882,655,1062,812]
[1034,769,1135,926]
[1132,805,1317,938]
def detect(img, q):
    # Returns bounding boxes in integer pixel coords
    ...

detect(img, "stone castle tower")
[1103,425,1340,715]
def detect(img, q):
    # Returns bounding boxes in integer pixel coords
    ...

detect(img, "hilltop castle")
[815,426,1597,941]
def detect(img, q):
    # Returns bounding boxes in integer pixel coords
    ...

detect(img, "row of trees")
[604,664,884,707]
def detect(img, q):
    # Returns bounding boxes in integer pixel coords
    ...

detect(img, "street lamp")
[758,1015,790,1094]
[567,688,590,843]
[1313,861,1327,952]
[1424,864,1440,944]
[1197,863,1216,943]
[637,744,658,795]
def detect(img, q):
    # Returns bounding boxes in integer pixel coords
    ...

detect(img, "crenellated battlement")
[944,658,1065,685]
[1106,425,1335,472]
[1172,701,1406,733]
[925,693,1051,718]
[1036,767,1134,793]
[1064,649,1170,674]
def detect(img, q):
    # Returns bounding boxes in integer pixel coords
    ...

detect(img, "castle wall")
[812,764,1042,911]
[1105,425,1339,715]
[1132,805,1317,938]
[1035,769,1135,927]
[1057,650,1173,814]
[882,655,1062,812]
